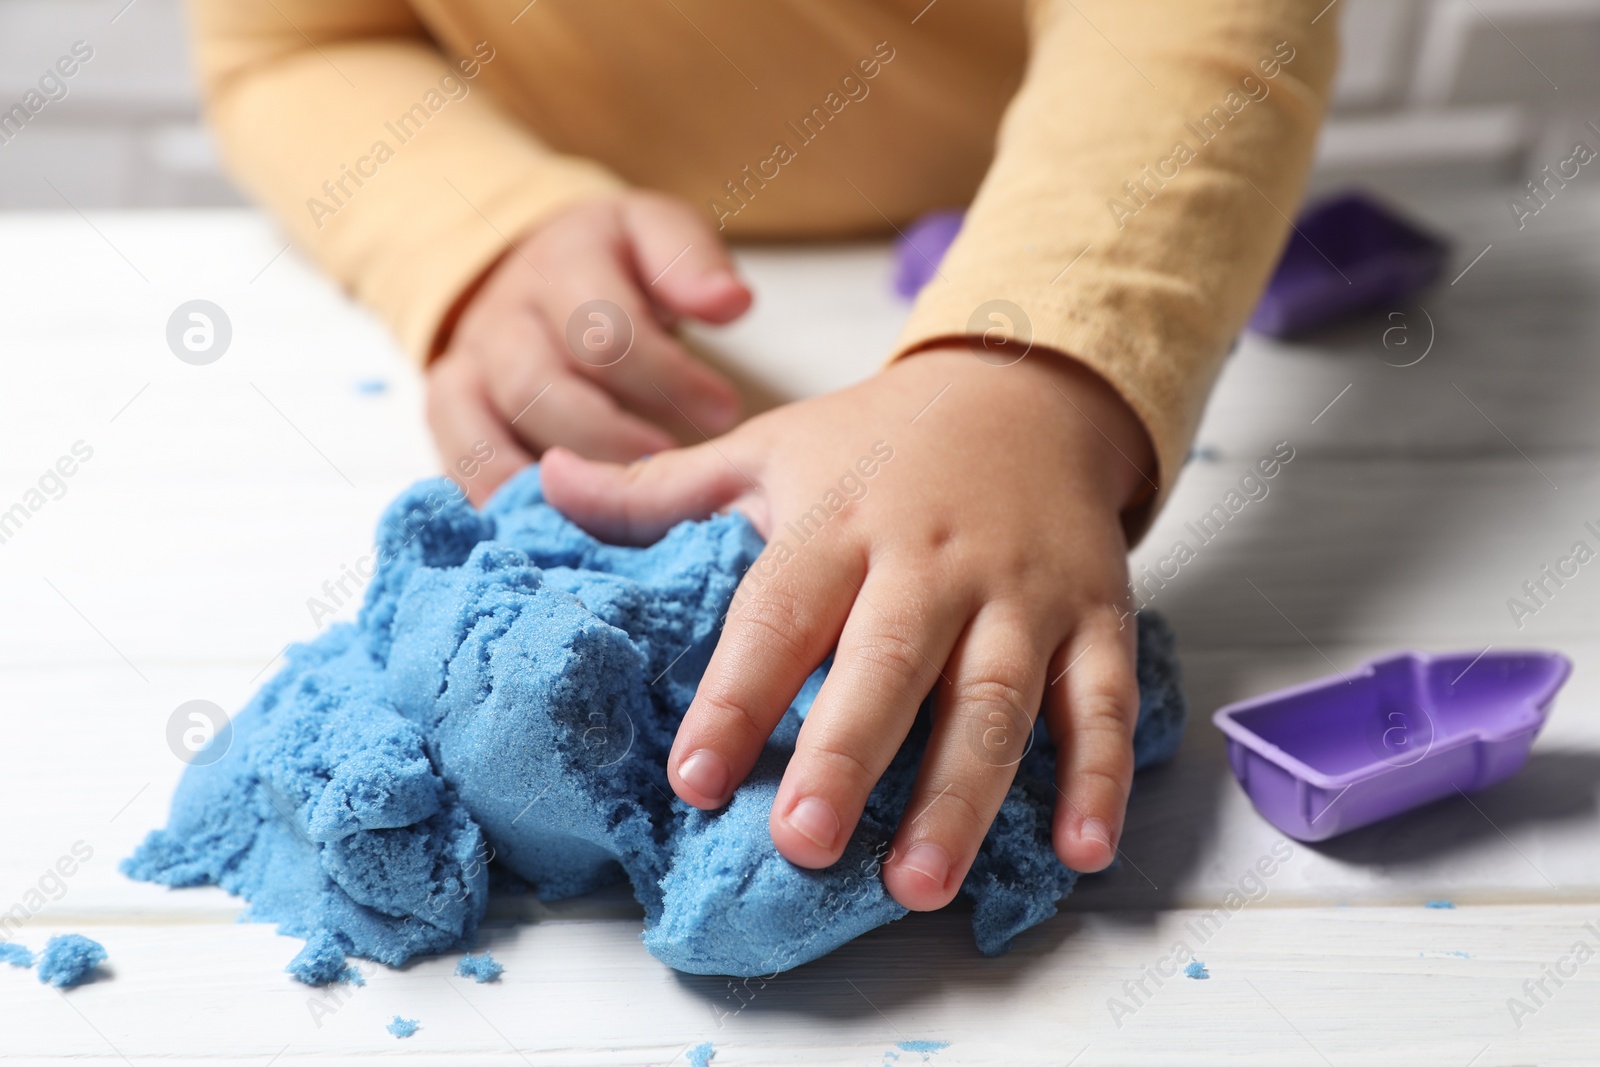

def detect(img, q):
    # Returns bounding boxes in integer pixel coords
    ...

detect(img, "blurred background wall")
[2,0,1599,211]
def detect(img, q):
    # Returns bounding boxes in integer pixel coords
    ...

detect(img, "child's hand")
[427,192,752,502]
[542,346,1155,911]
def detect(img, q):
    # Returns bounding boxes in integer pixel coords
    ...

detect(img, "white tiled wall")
[1313,0,1600,192]
[1,0,1598,209]
[0,0,240,208]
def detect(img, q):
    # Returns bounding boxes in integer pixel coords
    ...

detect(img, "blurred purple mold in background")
[892,193,1451,340]
[1213,649,1571,842]
[892,209,965,298]
[1248,191,1451,338]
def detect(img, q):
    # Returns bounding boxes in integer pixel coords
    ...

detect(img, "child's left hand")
[542,345,1154,911]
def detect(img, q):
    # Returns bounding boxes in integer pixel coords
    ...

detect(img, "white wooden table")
[0,189,1597,1065]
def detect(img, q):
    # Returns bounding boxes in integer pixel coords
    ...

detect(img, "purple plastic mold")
[892,209,965,299]
[1213,649,1571,842]
[1248,191,1451,338]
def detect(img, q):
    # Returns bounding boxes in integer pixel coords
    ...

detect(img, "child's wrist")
[888,343,1157,514]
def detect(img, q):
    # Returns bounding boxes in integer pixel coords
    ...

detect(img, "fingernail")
[677,749,730,802]
[1080,817,1115,851]
[706,269,745,294]
[697,393,739,432]
[785,796,840,850]
[899,843,951,888]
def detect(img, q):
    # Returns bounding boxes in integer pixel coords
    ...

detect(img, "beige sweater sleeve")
[185,0,625,360]
[894,0,1338,531]
[187,0,1335,532]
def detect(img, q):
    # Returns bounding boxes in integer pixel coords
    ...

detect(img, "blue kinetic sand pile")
[35,934,107,988]
[455,950,502,982]
[124,467,1186,980]
[0,942,34,968]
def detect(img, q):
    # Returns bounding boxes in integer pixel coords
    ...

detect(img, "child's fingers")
[621,193,753,324]
[669,541,865,808]
[1042,612,1140,873]
[536,244,741,434]
[540,443,757,545]
[424,356,535,507]
[769,565,968,867]
[514,374,678,462]
[479,324,676,462]
[882,611,1050,911]
[468,306,676,461]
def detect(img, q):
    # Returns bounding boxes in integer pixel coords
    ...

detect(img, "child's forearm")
[894,0,1339,541]
[187,0,625,361]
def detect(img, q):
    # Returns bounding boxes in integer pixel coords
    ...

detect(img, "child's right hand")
[542,345,1154,911]
[426,191,753,503]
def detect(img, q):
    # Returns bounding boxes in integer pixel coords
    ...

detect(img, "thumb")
[622,194,753,325]
[541,444,761,546]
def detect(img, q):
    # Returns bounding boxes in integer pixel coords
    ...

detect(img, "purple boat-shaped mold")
[1213,649,1572,842]
[1247,191,1451,338]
